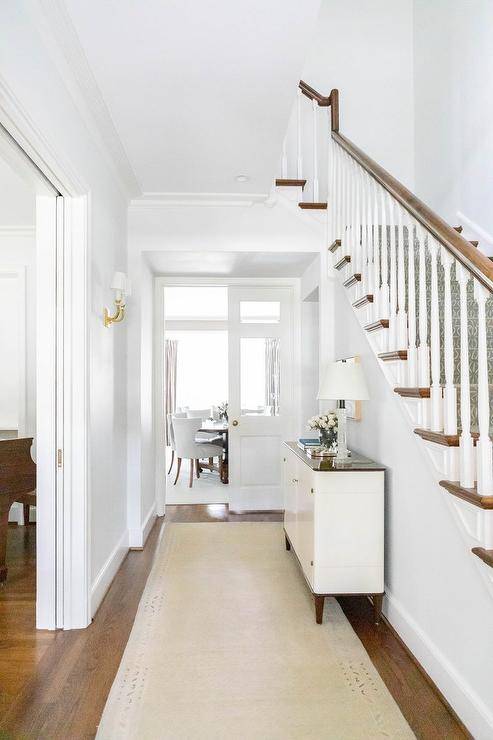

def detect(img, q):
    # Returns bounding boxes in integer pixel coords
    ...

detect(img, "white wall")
[302,0,415,187]
[0,1,129,614]
[330,275,493,737]
[413,0,493,250]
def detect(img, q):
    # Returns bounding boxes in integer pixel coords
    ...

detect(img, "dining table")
[199,420,229,483]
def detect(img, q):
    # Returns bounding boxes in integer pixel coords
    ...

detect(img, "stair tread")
[328,239,342,253]
[343,273,361,288]
[353,294,374,308]
[275,178,307,189]
[364,319,389,332]
[395,387,430,398]
[298,202,327,210]
[472,548,493,568]
[378,350,408,361]
[439,480,493,509]
[334,255,351,270]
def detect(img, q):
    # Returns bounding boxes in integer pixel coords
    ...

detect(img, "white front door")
[228,286,294,511]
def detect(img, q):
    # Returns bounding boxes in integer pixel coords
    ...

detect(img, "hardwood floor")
[0,506,468,739]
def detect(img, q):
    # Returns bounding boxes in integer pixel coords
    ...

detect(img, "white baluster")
[312,99,319,202]
[359,167,369,297]
[379,187,389,320]
[372,178,381,318]
[406,214,418,386]
[296,88,303,179]
[428,237,443,432]
[441,248,457,435]
[366,173,376,316]
[281,137,288,179]
[474,281,493,495]
[349,158,357,271]
[417,225,430,388]
[387,196,397,349]
[396,205,408,351]
[456,263,474,487]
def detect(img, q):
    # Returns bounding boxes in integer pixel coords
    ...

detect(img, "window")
[164,286,228,320]
[240,301,280,324]
[240,337,280,416]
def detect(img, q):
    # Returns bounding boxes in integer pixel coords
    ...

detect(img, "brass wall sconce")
[104,271,131,327]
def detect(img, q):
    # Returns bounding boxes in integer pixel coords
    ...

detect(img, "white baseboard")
[128,502,157,549]
[90,529,129,617]
[384,590,493,739]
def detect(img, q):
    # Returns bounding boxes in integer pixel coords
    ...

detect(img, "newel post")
[330,89,339,132]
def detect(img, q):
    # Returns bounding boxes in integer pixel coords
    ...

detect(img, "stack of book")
[297,438,321,452]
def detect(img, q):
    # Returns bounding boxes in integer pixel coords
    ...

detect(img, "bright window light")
[240,300,280,323]
[166,330,228,409]
[164,286,228,320]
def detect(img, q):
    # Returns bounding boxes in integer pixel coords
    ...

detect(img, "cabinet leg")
[314,594,325,624]
[373,593,383,625]
[284,534,291,551]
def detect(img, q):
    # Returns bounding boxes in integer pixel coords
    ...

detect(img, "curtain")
[264,338,280,415]
[164,339,178,444]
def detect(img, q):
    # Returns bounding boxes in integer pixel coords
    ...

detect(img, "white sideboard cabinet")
[282,442,385,624]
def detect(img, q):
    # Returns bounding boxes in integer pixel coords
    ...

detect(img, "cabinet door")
[296,464,314,587]
[282,451,298,548]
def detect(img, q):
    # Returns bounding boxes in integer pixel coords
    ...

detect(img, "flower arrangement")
[217,401,228,421]
[308,411,338,450]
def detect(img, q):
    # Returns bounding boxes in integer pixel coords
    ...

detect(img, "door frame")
[153,276,301,516]
[0,87,90,629]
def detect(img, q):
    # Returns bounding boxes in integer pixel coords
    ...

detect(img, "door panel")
[228,286,293,511]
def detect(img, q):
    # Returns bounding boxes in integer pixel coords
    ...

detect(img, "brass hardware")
[292,478,298,483]
[283,457,286,462]
[310,488,314,494]
[232,420,239,426]
[310,560,314,566]
[104,298,125,328]
[57,449,63,468]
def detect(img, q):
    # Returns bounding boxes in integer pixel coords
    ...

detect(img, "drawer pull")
[310,560,314,566]
[310,488,314,494]
[292,478,298,483]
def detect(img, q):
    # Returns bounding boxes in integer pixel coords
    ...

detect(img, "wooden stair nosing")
[378,350,408,361]
[298,202,327,210]
[439,480,493,509]
[470,240,479,248]
[334,255,351,270]
[453,225,463,234]
[414,428,479,447]
[343,273,361,288]
[328,239,342,253]
[352,294,374,309]
[394,387,430,398]
[472,547,493,568]
[364,319,389,333]
[275,178,307,190]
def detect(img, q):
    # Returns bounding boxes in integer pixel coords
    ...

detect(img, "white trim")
[0,226,35,237]
[131,192,270,208]
[128,502,157,550]
[32,0,139,198]
[90,529,129,617]
[384,590,493,739]
[0,72,91,630]
[457,211,493,251]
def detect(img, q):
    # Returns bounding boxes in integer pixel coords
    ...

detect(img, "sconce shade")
[318,361,370,400]
[111,271,127,293]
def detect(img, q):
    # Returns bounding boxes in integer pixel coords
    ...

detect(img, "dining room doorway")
[156,278,299,513]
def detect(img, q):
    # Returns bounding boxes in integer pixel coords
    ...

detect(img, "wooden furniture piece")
[0,438,36,583]
[282,442,384,624]
[198,421,228,483]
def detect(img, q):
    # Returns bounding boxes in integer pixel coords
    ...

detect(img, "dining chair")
[186,409,220,444]
[167,412,186,475]
[172,417,223,488]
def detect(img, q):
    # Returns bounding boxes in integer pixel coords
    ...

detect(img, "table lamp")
[317,360,369,460]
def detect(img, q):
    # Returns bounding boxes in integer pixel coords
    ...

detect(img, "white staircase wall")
[329,274,493,737]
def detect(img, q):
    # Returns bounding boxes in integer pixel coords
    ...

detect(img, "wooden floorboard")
[0,505,468,739]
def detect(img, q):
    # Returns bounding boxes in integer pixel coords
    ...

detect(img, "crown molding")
[130,192,271,208]
[34,0,141,199]
[0,226,35,237]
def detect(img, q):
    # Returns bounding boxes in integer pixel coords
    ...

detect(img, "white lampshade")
[318,361,370,401]
[111,271,127,293]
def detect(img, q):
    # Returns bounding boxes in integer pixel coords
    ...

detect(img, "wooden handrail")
[332,129,493,291]
[297,80,493,289]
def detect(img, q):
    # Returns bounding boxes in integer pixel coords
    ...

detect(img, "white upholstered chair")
[167,411,186,475]
[172,417,223,488]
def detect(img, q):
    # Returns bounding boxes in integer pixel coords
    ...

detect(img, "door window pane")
[240,338,280,416]
[240,301,280,323]
[164,286,228,320]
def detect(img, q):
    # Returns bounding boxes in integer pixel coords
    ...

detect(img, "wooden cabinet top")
[284,442,385,472]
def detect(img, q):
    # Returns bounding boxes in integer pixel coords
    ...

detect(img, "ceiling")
[144,250,319,277]
[62,0,321,195]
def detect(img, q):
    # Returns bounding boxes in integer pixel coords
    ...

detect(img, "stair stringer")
[333,261,493,602]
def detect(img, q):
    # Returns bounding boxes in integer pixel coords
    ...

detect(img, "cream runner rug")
[97,523,414,739]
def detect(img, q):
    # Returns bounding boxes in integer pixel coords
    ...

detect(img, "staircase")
[277,80,493,589]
